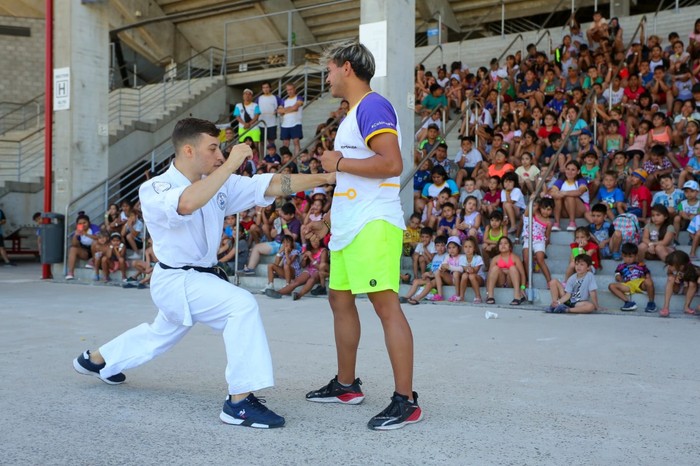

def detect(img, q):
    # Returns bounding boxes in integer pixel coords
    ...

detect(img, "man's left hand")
[321,150,343,173]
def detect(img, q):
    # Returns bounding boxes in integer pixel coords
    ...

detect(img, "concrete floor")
[1,262,699,466]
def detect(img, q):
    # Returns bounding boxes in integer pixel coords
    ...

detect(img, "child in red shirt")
[565,227,601,280]
[627,169,652,221]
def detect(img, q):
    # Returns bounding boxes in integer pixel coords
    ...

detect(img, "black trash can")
[40,213,65,264]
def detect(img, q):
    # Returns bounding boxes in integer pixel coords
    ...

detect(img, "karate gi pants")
[98,267,275,395]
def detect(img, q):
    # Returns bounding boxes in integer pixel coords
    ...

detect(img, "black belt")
[159,262,229,282]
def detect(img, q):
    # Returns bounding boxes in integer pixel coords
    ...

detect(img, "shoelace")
[246,395,269,413]
[375,398,403,419]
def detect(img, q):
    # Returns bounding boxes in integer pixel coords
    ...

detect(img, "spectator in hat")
[233,88,261,144]
[627,169,653,221]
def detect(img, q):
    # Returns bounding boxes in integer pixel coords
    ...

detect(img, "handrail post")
[304,65,308,102]
[187,60,191,94]
[222,25,228,76]
[233,213,241,285]
[133,63,137,88]
[287,11,293,67]
[464,97,470,137]
[210,48,214,78]
[496,86,501,125]
[593,93,598,146]
[17,140,21,181]
[501,0,505,39]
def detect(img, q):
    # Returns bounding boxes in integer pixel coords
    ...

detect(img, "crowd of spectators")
[407,11,700,316]
[58,11,700,316]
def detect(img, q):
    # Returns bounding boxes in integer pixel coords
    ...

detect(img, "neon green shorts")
[329,220,402,294]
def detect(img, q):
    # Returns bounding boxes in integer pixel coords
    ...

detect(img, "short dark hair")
[538,197,555,209]
[650,144,667,157]
[420,226,434,236]
[281,203,296,215]
[658,172,673,182]
[621,242,639,255]
[322,41,375,83]
[172,118,219,154]
[489,210,504,221]
[410,212,421,221]
[442,202,455,210]
[591,203,608,214]
[574,254,593,266]
[434,235,448,245]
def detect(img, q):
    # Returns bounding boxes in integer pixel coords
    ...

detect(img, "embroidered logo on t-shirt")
[152,182,171,194]
[217,192,227,210]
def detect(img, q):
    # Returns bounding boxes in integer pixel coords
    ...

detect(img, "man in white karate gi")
[73,117,334,429]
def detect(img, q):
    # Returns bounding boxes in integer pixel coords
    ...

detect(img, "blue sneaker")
[73,350,126,385]
[220,394,285,429]
[612,252,622,261]
[547,304,569,314]
[242,266,256,275]
[645,301,657,313]
[621,301,638,311]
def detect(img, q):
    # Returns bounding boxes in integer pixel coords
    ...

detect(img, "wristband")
[520,285,526,290]
[323,219,331,231]
[282,224,288,229]
[336,156,344,172]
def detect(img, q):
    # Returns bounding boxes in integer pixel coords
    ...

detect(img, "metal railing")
[63,136,176,270]
[418,44,444,67]
[496,33,525,65]
[525,87,597,303]
[108,49,223,130]
[0,94,44,135]
[0,127,45,182]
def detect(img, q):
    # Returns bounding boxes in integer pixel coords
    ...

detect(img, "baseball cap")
[266,142,276,149]
[580,128,592,137]
[312,187,326,196]
[496,69,508,79]
[243,88,253,95]
[110,232,122,240]
[446,236,461,248]
[632,169,648,181]
[295,192,306,200]
[683,180,700,191]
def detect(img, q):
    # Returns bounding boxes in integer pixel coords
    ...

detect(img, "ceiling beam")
[417,0,460,32]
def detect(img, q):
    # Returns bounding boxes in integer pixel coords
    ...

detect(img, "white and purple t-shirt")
[329,92,405,250]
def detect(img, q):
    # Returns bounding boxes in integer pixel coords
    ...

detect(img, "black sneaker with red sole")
[305,375,364,404]
[367,391,423,430]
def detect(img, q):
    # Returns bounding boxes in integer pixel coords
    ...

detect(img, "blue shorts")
[263,126,277,142]
[265,241,282,255]
[627,207,643,218]
[281,125,303,141]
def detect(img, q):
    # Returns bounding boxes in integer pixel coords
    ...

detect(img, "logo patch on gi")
[216,192,227,210]
[369,279,377,287]
[152,181,171,194]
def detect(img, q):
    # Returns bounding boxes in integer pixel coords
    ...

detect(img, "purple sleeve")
[553,178,564,190]
[355,93,398,146]
[289,218,302,239]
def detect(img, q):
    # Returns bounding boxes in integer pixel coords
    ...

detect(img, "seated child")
[458,178,483,207]
[481,176,502,217]
[501,172,526,235]
[402,236,448,304]
[263,235,301,294]
[608,242,656,312]
[592,171,626,222]
[660,250,700,317]
[675,180,700,234]
[437,202,458,238]
[100,232,127,283]
[627,169,652,222]
[638,205,676,262]
[458,236,487,303]
[547,254,599,314]
[521,197,554,286]
[412,227,436,279]
[402,213,422,257]
[587,203,616,259]
[433,236,467,302]
[565,227,600,279]
[482,210,506,263]
[651,173,683,218]
[456,196,481,239]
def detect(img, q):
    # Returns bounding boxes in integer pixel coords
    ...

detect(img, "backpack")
[613,213,641,244]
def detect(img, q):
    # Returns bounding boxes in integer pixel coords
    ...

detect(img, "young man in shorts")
[305,41,423,430]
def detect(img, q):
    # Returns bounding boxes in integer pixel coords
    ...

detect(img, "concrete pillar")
[610,0,630,19]
[53,2,110,275]
[360,0,415,219]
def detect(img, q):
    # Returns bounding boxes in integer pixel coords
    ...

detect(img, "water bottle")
[485,311,498,319]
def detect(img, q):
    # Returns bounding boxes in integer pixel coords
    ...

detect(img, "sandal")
[486,297,496,305]
[407,298,420,305]
[659,308,670,317]
[684,307,696,315]
[399,296,408,304]
[400,273,412,284]
[510,299,521,306]
[429,294,444,302]
[473,298,482,304]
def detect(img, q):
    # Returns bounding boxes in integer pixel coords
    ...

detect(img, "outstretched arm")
[264,173,335,197]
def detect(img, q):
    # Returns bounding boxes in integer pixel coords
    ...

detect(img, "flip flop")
[399,296,408,304]
[486,297,496,305]
[510,299,521,306]
[659,308,670,317]
[407,298,420,305]
[684,307,696,315]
